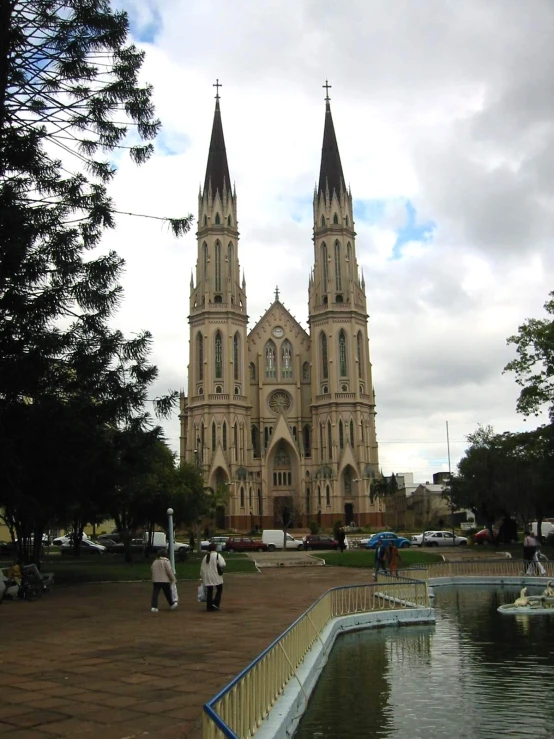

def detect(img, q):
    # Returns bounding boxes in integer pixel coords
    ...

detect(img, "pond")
[295,586,554,738]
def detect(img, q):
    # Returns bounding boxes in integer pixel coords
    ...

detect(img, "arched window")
[240,486,245,508]
[222,421,227,450]
[321,215,325,226]
[339,420,344,449]
[302,361,309,381]
[212,421,216,450]
[333,213,339,224]
[196,332,204,381]
[227,215,232,226]
[250,362,256,381]
[203,242,208,280]
[350,419,354,446]
[214,331,223,378]
[346,215,349,226]
[334,241,342,291]
[228,242,233,277]
[215,241,221,292]
[321,242,328,286]
[318,485,322,505]
[339,330,347,377]
[357,331,363,378]
[203,215,207,226]
[215,212,220,225]
[252,424,260,458]
[234,422,238,461]
[347,242,352,278]
[265,340,276,379]
[249,487,252,509]
[326,484,331,505]
[320,332,328,380]
[320,423,324,462]
[281,340,292,379]
[303,425,311,457]
[233,332,240,381]
[327,421,332,461]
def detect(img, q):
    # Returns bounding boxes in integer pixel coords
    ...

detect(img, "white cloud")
[104,0,553,478]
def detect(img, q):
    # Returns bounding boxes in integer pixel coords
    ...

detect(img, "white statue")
[542,581,554,597]
[514,587,529,607]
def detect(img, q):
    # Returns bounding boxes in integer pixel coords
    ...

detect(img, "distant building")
[179,92,382,530]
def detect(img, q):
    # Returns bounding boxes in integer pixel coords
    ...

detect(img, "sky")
[102,0,553,483]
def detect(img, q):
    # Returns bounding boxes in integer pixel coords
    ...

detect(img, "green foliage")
[309,520,320,535]
[314,550,442,568]
[0,1,194,562]
[505,292,554,421]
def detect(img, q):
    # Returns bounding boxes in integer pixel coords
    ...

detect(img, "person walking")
[387,541,402,577]
[150,549,177,612]
[337,527,347,553]
[201,542,226,611]
[523,531,539,575]
[373,539,388,580]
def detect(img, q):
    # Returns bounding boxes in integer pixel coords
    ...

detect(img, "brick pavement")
[0,567,372,739]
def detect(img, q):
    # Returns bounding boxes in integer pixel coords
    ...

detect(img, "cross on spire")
[275,286,280,301]
[323,79,332,102]
[213,78,222,100]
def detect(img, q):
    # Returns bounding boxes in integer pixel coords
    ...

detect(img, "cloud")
[103,0,553,479]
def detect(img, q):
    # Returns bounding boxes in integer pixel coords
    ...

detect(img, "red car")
[303,535,339,551]
[224,537,267,553]
[473,528,497,545]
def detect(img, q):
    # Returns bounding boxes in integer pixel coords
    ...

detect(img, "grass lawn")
[40,552,257,585]
[315,549,443,568]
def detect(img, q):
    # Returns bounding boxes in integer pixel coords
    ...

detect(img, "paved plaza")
[0,567,372,739]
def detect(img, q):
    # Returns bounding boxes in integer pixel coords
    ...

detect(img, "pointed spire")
[203,87,231,200]
[318,84,346,198]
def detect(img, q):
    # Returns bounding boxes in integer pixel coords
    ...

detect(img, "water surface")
[295,586,554,738]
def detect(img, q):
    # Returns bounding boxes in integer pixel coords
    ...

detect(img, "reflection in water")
[295,586,554,738]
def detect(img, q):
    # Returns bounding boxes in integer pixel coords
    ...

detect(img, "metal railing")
[202,578,430,739]
[411,558,554,580]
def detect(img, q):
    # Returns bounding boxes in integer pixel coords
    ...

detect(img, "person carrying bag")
[200,543,226,611]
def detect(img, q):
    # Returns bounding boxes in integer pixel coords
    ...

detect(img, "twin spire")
[202,80,346,201]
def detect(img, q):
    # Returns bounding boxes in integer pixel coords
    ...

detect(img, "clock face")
[272,326,284,338]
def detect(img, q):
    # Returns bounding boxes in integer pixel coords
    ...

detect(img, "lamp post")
[446,420,455,543]
[167,508,175,571]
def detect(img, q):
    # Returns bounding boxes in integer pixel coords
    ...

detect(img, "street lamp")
[167,508,175,571]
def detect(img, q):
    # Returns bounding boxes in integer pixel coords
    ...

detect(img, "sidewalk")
[0,567,372,739]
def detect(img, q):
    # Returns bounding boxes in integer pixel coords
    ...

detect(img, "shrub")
[309,520,320,535]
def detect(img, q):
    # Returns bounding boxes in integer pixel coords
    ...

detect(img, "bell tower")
[308,82,380,524]
[182,83,250,496]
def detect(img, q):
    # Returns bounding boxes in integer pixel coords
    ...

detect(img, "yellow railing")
[202,578,430,739]
[415,559,554,580]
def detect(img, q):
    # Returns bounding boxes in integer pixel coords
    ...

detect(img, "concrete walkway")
[0,567,373,739]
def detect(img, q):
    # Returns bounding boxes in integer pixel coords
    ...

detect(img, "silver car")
[412,530,467,547]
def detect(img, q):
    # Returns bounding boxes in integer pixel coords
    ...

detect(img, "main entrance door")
[273,496,293,528]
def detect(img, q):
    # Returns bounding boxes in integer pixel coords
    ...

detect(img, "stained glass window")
[215,332,222,378]
[281,340,292,379]
[265,341,276,379]
[233,333,240,381]
[320,332,328,380]
[335,241,342,291]
[339,331,347,377]
[215,241,221,291]
[197,332,203,381]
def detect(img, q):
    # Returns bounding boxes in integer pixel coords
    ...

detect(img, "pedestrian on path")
[387,541,402,577]
[150,549,178,612]
[200,543,226,611]
[523,531,539,574]
[373,539,388,580]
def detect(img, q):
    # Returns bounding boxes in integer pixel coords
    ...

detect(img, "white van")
[262,530,304,551]
[531,522,554,541]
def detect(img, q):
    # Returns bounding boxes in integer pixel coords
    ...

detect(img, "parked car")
[412,530,467,547]
[53,532,89,546]
[201,536,229,551]
[224,537,268,553]
[472,528,498,545]
[303,534,339,551]
[365,532,412,549]
[60,539,106,555]
[97,532,122,546]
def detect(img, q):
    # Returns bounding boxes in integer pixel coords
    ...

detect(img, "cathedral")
[179,88,382,530]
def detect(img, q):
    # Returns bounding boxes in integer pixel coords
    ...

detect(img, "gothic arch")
[196,331,204,382]
[228,242,234,277]
[281,339,293,379]
[215,240,221,292]
[338,329,348,377]
[233,332,241,382]
[214,331,223,379]
[321,242,328,286]
[265,339,277,379]
[319,331,328,380]
[357,331,363,378]
[334,240,342,291]
[202,242,208,279]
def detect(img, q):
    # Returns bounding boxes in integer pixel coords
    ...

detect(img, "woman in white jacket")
[200,543,226,611]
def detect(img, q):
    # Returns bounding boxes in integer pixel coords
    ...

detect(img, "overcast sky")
[104,0,553,483]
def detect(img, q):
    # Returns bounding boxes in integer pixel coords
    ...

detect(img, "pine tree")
[0,1,191,560]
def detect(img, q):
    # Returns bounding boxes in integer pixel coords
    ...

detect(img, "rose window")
[269,390,291,414]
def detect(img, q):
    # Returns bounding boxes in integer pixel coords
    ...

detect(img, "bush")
[309,520,320,535]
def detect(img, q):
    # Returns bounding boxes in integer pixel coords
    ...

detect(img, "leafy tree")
[505,291,554,421]
[370,472,398,504]
[0,1,192,560]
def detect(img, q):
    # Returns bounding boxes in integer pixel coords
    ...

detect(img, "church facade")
[179,92,382,530]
